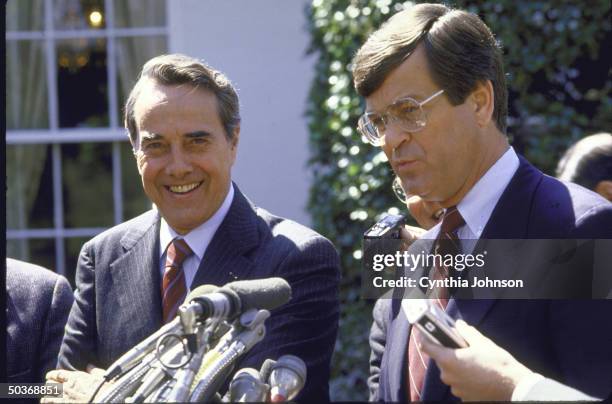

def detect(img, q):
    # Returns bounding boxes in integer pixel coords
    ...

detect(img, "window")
[6,0,168,280]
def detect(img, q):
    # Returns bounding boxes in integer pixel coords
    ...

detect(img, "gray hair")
[124,53,240,144]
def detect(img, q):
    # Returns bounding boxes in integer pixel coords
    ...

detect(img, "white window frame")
[6,0,168,275]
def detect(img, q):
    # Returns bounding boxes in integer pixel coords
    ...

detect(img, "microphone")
[162,338,208,403]
[103,318,181,380]
[186,277,292,320]
[226,277,292,314]
[228,368,269,402]
[189,309,270,402]
[268,355,307,402]
[184,284,220,302]
[104,285,219,381]
[259,358,276,381]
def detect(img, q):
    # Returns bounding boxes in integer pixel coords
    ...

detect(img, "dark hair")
[352,3,507,133]
[556,133,612,190]
[124,53,240,144]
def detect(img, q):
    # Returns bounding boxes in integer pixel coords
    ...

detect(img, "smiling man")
[131,77,237,239]
[52,54,340,402]
[353,3,612,402]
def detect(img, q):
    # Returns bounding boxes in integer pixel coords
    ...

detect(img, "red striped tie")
[407,207,465,401]
[161,238,193,323]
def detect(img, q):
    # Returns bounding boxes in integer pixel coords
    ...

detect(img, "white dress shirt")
[407,147,538,399]
[159,183,235,290]
[419,146,520,252]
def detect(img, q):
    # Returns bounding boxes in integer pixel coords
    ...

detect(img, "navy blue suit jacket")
[369,157,612,401]
[7,259,74,384]
[58,185,340,402]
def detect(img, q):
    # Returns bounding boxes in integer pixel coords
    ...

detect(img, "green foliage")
[305,0,611,401]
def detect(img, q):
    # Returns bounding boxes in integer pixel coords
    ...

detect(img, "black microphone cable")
[87,377,107,403]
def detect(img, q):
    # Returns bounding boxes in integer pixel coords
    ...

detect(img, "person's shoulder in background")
[7,258,74,383]
[530,170,612,238]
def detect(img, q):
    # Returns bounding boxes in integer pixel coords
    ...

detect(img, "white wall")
[168,0,314,225]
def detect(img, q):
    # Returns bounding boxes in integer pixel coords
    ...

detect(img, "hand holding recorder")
[419,319,534,401]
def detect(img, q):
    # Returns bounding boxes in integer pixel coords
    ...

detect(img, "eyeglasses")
[357,89,445,146]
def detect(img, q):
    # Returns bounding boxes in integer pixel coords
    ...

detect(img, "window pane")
[7,239,56,276]
[121,141,151,220]
[7,40,49,129]
[6,0,44,31]
[54,0,106,30]
[115,35,167,125]
[57,38,109,128]
[65,237,91,288]
[113,0,165,28]
[7,144,54,230]
[62,143,114,228]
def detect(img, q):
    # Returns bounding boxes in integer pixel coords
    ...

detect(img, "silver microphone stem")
[104,318,181,380]
[163,346,206,402]
[97,352,158,403]
[189,309,269,402]
[98,337,184,403]
[125,342,186,403]
[144,378,174,403]
[163,324,209,403]
[189,341,245,402]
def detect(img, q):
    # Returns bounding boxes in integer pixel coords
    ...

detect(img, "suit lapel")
[191,184,259,288]
[106,210,162,362]
[385,299,411,401]
[453,157,543,326]
[99,185,262,364]
[481,156,541,240]
[421,157,543,401]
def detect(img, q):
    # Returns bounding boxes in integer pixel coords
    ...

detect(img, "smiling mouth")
[167,182,202,194]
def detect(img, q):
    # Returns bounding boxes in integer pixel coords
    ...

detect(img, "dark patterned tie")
[161,238,193,323]
[407,206,465,401]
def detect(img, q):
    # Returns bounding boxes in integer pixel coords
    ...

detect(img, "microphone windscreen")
[273,355,307,382]
[233,367,262,381]
[185,284,219,303]
[224,277,292,312]
[229,368,267,402]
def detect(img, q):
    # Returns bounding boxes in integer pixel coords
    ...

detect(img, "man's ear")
[229,125,240,164]
[594,180,612,202]
[470,80,494,128]
[128,127,139,153]
[130,132,145,175]
[231,125,240,150]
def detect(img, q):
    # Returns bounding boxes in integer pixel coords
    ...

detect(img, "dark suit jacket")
[7,258,74,384]
[370,157,612,401]
[58,185,340,402]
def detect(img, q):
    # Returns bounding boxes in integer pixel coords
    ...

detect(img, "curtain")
[6,2,49,260]
[6,0,168,261]
[115,0,167,124]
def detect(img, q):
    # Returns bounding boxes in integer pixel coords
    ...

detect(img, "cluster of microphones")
[227,355,306,402]
[88,277,306,403]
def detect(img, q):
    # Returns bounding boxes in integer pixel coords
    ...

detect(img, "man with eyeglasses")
[353,3,612,402]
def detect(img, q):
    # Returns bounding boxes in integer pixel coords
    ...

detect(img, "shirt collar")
[159,183,235,260]
[419,147,519,240]
[457,146,519,238]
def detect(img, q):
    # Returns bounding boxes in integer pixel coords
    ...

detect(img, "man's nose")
[382,120,411,150]
[165,146,193,177]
